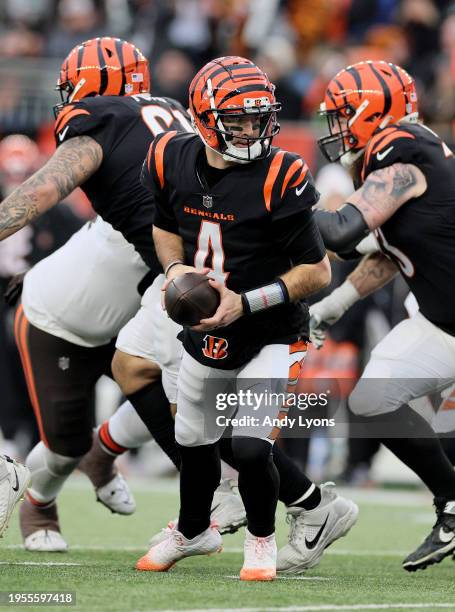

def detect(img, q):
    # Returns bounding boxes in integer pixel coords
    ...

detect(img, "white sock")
[108,401,153,448]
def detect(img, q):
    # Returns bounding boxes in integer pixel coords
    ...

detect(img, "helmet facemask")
[317,102,370,164]
[201,100,281,163]
[54,78,88,118]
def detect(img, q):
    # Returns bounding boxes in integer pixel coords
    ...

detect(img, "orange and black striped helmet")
[318,60,418,163]
[54,37,150,117]
[189,56,281,163]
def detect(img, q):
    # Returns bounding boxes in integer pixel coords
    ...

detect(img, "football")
[164,272,220,326]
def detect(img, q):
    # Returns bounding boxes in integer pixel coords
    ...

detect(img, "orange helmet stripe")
[264,150,285,212]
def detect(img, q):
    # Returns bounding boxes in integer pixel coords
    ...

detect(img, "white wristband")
[331,280,360,313]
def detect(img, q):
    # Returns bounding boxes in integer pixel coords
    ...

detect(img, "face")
[221,113,261,147]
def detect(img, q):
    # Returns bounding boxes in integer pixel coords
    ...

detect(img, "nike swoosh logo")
[305,515,329,549]
[59,126,69,142]
[12,467,19,492]
[439,528,455,543]
[296,181,308,197]
[376,146,394,161]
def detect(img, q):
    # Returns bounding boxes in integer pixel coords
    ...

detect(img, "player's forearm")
[280,255,331,301]
[347,251,398,298]
[0,135,102,241]
[152,225,185,271]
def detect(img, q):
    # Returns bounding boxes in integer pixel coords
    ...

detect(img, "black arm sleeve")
[272,208,326,265]
[314,203,369,253]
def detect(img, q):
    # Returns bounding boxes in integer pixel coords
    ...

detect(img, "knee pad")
[232,437,273,468]
[348,379,402,418]
[27,442,82,477]
[26,441,81,503]
[175,412,212,447]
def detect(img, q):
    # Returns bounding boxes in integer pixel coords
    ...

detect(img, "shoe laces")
[286,507,306,543]
[246,535,272,559]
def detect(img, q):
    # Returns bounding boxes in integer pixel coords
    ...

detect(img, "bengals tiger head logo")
[202,335,229,360]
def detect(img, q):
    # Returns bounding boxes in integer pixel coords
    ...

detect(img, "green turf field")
[1,476,455,612]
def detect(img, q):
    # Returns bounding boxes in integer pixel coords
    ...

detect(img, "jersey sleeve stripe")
[288,163,309,190]
[154,131,177,189]
[364,127,397,168]
[55,108,90,133]
[54,104,75,132]
[371,130,415,154]
[280,159,303,197]
[264,150,285,212]
[146,142,154,173]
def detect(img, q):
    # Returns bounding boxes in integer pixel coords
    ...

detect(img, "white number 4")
[194,221,229,285]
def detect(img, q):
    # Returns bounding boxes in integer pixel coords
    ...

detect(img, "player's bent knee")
[112,349,161,395]
[175,413,216,447]
[44,398,94,457]
[348,380,402,418]
[27,442,82,477]
[232,437,273,466]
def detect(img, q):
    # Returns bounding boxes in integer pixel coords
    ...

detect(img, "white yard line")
[0,561,81,566]
[4,544,409,556]
[143,604,455,612]
[224,575,330,581]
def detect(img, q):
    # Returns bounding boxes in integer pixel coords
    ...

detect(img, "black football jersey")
[54,94,193,272]
[144,131,325,369]
[361,122,455,336]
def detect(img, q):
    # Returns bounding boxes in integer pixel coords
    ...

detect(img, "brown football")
[164,272,220,326]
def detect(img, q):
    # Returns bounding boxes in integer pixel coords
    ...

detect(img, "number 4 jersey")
[143,131,326,369]
[361,122,455,336]
[53,94,192,273]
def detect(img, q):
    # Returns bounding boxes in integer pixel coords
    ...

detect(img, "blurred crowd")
[0,0,454,131]
[0,0,454,485]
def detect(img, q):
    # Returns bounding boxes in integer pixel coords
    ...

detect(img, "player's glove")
[309,280,360,349]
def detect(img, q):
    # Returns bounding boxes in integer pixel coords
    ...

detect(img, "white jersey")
[22,216,149,347]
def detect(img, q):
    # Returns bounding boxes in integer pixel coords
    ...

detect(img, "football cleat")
[148,479,246,546]
[403,498,455,571]
[240,528,277,581]
[19,498,68,552]
[277,482,359,574]
[0,455,31,537]
[24,529,68,552]
[95,473,136,515]
[210,479,246,534]
[136,525,222,571]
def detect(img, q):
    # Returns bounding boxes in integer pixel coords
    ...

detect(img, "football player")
[0,36,194,551]
[136,56,358,581]
[311,59,455,571]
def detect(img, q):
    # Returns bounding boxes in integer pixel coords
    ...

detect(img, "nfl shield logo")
[202,195,213,209]
[58,356,70,371]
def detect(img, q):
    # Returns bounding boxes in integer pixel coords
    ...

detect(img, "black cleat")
[403,498,455,572]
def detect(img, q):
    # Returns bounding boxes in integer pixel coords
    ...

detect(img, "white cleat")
[24,529,68,552]
[136,525,222,571]
[240,528,277,581]
[211,479,246,534]
[0,455,31,537]
[96,473,136,515]
[277,482,359,574]
[148,479,246,546]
